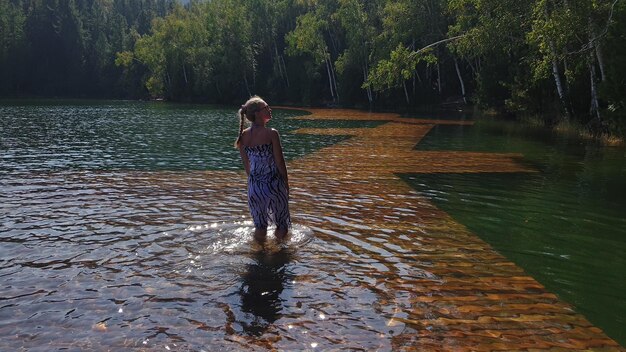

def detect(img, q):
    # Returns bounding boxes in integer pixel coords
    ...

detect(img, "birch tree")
[364,44,435,104]
[286,8,339,102]
[527,0,578,121]
[528,0,618,129]
[600,0,626,129]
[447,0,533,109]
[334,0,379,104]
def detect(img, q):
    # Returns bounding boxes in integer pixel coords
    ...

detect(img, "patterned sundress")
[244,143,291,230]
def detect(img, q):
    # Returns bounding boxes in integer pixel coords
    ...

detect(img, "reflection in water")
[238,249,292,336]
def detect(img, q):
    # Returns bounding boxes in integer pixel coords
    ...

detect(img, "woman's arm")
[239,146,250,176]
[271,129,289,189]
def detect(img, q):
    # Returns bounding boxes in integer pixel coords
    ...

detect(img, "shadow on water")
[184,222,311,340]
[238,248,293,336]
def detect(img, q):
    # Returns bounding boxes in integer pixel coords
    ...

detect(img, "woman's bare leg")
[254,227,267,243]
[274,226,288,241]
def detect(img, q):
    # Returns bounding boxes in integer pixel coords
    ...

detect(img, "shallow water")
[0,168,428,350]
[0,101,624,349]
[407,122,626,344]
[0,102,411,350]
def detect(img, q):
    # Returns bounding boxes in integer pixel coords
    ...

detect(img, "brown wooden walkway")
[284,108,622,351]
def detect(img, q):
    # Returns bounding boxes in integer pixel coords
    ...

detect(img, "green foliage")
[285,10,329,63]
[0,1,26,60]
[364,44,435,91]
[599,0,626,134]
[332,0,377,79]
[114,50,134,67]
[1,0,625,135]
[0,0,175,97]
[446,0,533,96]
[0,0,27,94]
[448,0,531,56]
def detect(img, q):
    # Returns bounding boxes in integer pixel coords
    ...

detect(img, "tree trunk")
[467,59,477,78]
[594,36,606,82]
[244,75,251,97]
[561,50,573,99]
[412,39,417,96]
[543,5,572,121]
[362,48,373,104]
[274,41,283,81]
[436,60,442,95]
[322,46,337,101]
[324,56,335,102]
[280,55,290,87]
[550,57,572,120]
[595,45,606,82]
[403,81,410,105]
[454,58,467,104]
[182,63,188,84]
[215,81,222,98]
[363,53,374,107]
[274,41,289,87]
[166,71,172,96]
[588,18,602,126]
[548,40,572,121]
[329,55,339,100]
[593,0,622,82]
[589,56,600,122]
[362,64,373,104]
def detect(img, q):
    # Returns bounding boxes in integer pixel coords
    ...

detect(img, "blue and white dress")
[244,143,291,230]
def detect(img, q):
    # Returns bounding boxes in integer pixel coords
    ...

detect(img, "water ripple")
[1,102,623,349]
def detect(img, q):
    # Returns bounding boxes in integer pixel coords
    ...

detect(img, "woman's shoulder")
[238,128,251,145]
[269,128,281,137]
[267,129,285,148]
[241,127,254,137]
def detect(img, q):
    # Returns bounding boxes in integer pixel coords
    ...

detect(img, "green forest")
[1,0,625,135]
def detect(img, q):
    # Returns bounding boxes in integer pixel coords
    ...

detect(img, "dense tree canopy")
[0,0,176,97]
[1,0,625,134]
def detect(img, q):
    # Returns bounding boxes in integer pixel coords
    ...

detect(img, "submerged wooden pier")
[286,108,622,351]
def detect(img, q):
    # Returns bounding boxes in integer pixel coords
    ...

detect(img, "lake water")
[0,100,624,349]
[405,121,626,345]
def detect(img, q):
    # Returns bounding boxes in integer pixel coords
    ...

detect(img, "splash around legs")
[253,226,288,243]
[254,227,268,243]
[274,226,288,241]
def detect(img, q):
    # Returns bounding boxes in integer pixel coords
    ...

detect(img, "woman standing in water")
[235,96,291,242]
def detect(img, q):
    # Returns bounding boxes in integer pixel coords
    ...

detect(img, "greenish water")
[402,120,626,345]
[0,99,382,173]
